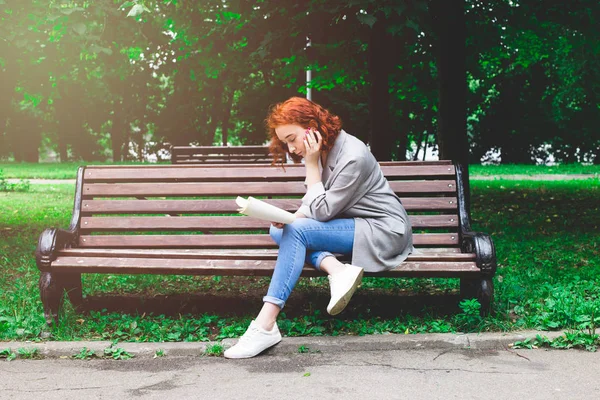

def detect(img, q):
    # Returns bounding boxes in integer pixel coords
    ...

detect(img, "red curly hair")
[266,97,343,166]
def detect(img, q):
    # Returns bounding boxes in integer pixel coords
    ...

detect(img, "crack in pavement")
[312,361,532,375]
[0,386,115,393]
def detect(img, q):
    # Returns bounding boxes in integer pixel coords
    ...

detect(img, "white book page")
[236,196,297,224]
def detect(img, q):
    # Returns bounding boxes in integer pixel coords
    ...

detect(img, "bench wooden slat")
[174,159,272,165]
[78,233,460,248]
[52,256,479,277]
[88,160,453,169]
[81,197,459,214]
[58,248,475,261]
[84,164,456,182]
[82,181,457,197]
[175,154,271,160]
[79,214,459,231]
[174,157,272,163]
[171,145,270,155]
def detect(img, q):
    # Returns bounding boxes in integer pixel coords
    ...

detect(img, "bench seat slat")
[51,256,479,278]
[80,215,459,231]
[77,233,460,248]
[82,181,457,197]
[81,197,458,214]
[84,164,456,182]
[57,248,475,261]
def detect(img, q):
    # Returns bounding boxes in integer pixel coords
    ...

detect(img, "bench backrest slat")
[84,164,456,181]
[79,214,459,232]
[78,233,460,248]
[82,181,456,197]
[81,197,458,213]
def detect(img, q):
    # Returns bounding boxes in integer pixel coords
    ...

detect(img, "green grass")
[1,162,599,180]
[0,179,599,346]
[0,161,167,179]
[469,163,600,176]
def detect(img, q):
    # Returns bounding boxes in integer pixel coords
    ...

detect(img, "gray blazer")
[298,130,414,272]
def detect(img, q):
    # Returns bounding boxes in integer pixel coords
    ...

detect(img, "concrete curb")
[0,330,566,359]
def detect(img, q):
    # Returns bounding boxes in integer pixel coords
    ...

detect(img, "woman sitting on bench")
[224,97,414,359]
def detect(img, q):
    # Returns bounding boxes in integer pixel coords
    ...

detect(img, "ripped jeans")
[263,217,355,309]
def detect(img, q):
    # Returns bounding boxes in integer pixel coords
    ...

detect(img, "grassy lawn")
[469,164,600,176]
[0,161,166,179]
[1,178,599,348]
[1,162,599,179]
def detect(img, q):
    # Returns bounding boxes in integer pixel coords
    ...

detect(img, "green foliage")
[204,343,224,357]
[297,345,309,353]
[0,1,597,163]
[0,170,30,192]
[103,344,134,360]
[153,348,166,358]
[73,347,98,360]
[0,348,17,361]
[17,347,41,359]
[513,332,600,352]
[454,299,483,332]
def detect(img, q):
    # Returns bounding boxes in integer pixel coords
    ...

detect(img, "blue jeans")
[263,218,355,309]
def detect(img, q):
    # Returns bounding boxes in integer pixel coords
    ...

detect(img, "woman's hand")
[303,128,322,166]
[271,212,306,229]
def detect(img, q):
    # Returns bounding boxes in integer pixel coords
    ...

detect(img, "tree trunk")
[204,84,225,146]
[430,0,468,164]
[430,0,469,202]
[221,89,234,146]
[111,97,126,162]
[368,12,394,161]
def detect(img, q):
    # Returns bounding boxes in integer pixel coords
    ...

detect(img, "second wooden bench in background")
[170,145,271,164]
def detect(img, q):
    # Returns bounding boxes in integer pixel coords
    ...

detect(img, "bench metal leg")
[39,272,84,325]
[460,277,494,317]
[478,278,494,317]
[459,278,478,299]
[39,272,63,325]
[62,272,83,309]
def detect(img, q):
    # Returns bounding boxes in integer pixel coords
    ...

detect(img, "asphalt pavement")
[1,330,599,400]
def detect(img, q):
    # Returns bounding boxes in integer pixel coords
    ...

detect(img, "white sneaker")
[327,264,364,315]
[223,320,282,359]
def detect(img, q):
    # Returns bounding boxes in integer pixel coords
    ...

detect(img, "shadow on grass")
[79,290,463,319]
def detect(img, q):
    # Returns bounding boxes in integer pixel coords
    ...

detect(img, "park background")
[0,1,599,354]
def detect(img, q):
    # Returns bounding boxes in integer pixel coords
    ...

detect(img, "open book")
[236,196,297,224]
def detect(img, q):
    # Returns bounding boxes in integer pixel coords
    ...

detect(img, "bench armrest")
[461,231,496,276]
[35,228,78,272]
[454,163,496,277]
[35,166,85,272]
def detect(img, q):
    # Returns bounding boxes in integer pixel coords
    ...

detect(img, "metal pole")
[306,36,312,100]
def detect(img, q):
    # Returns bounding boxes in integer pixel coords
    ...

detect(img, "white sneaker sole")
[327,267,364,316]
[223,336,282,359]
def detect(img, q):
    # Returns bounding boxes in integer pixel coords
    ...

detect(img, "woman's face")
[275,124,309,158]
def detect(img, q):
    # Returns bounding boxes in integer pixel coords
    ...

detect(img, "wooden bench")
[170,145,271,164]
[35,160,497,324]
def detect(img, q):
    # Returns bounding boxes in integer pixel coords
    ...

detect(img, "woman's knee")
[283,218,313,238]
[269,224,283,245]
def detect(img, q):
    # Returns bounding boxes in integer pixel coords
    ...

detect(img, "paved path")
[1,339,598,400]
